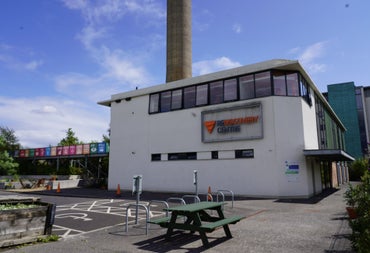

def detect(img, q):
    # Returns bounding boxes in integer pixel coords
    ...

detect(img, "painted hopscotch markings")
[53,199,165,238]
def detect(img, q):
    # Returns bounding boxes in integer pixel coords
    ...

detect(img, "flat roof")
[303,149,355,162]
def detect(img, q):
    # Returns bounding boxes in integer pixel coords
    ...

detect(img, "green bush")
[349,158,368,181]
[348,170,370,252]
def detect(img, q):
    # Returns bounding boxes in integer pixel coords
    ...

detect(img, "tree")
[58,128,82,146]
[102,128,110,144]
[0,136,18,175]
[0,126,20,150]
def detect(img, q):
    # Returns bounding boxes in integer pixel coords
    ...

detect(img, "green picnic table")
[148,201,244,248]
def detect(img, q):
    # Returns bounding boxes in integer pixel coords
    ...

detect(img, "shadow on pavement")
[133,230,230,253]
[275,188,340,204]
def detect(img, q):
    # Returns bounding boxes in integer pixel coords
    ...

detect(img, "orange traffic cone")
[56,182,61,193]
[207,186,212,201]
[116,184,121,196]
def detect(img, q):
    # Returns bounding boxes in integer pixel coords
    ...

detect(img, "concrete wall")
[108,93,318,198]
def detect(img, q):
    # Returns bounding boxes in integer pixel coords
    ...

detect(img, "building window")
[239,74,255,100]
[272,71,287,96]
[149,94,159,113]
[299,75,311,105]
[211,151,218,159]
[148,69,313,114]
[184,86,196,109]
[160,91,171,112]
[168,152,197,160]
[210,81,223,104]
[224,78,238,101]
[255,71,272,97]
[151,154,161,161]
[171,89,183,110]
[235,149,254,158]
[286,73,299,96]
[196,84,208,106]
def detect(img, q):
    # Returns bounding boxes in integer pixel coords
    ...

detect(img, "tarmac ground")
[0,185,355,253]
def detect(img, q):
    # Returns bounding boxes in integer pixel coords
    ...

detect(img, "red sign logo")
[204,121,216,134]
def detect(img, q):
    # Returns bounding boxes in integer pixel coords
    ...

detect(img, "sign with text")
[202,103,263,143]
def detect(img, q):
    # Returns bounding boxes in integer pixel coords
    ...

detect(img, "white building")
[99,59,353,198]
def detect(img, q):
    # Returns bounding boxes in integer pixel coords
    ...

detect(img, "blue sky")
[0,0,369,148]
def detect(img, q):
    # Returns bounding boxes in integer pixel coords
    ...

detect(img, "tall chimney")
[166,0,192,83]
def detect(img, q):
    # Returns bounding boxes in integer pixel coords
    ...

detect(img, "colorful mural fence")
[14,142,109,158]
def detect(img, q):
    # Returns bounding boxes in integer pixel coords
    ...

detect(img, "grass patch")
[0,203,39,211]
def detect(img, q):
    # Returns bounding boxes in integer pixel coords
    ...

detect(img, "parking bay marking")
[53,198,165,238]
[55,213,93,221]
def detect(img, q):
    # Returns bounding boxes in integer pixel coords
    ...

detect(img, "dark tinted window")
[224,78,237,101]
[255,71,271,97]
[196,84,208,106]
[210,81,223,104]
[171,89,182,110]
[184,86,196,108]
[239,75,255,100]
[160,91,171,112]
[273,71,286,96]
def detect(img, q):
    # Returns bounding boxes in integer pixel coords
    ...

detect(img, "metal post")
[133,175,142,224]
[135,187,140,224]
[193,170,198,196]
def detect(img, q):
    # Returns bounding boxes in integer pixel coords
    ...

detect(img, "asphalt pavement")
[0,185,355,253]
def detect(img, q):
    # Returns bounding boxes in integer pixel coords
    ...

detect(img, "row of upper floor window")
[149,70,312,114]
[315,93,345,150]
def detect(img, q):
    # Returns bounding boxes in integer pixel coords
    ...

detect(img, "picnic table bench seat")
[199,215,244,233]
[147,216,171,226]
[148,214,245,232]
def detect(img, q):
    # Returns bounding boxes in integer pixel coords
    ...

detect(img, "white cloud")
[60,0,162,98]
[0,48,43,72]
[54,72,115,102]
[62,0,165,25]
[101,47,150,86]
[0,96,109,148]
[54,48,151,102]
[193,57,242,76]
[290,41,328,73]
[24,60,43,71]
[77,25,107,51]
[232,23,242,34]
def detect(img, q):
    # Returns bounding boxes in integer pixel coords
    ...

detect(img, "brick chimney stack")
[166,0,192,83]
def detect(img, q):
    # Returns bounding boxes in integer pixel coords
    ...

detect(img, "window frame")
[255,71,272,98]
[224,78,238,102]
[148,70,313,114]
[196,84,209,106]
[239,74,255,100]
[171,89,183,110]
[209,80,224,105]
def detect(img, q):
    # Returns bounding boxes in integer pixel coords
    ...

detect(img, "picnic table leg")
[199,232,210,248]
[222,224,232,238]
[191,212,210,248]
[215,206,233,238]
[165,213,178,240]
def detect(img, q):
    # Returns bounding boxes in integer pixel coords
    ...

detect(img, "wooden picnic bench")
[148,201,244,248]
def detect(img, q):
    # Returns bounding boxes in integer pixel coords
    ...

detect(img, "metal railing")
[125,204,149,235]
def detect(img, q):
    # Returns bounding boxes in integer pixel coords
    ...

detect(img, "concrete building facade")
[99,59,353,198]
